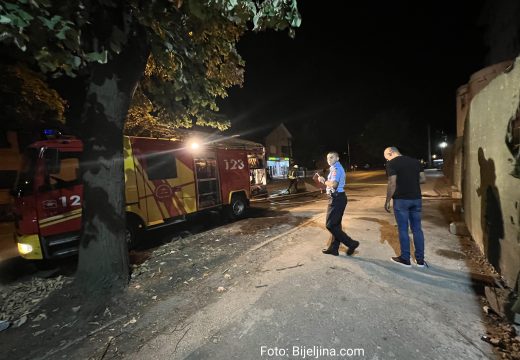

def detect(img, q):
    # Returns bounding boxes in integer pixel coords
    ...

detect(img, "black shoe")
[346,241,359,256]
[391,256,411,268]
[322,248,339,256]
[415,259,428,268]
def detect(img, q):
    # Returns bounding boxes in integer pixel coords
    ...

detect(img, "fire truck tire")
[227,193,248,220]
[125,218,142,250]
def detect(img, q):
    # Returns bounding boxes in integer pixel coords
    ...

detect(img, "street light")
[432,154,437,159]
[438,141,448,149]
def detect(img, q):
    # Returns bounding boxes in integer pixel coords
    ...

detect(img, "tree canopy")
[1,0,301,130]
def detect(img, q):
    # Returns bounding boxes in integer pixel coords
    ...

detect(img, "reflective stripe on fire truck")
[16,234,43,259]
[38,208,82,228]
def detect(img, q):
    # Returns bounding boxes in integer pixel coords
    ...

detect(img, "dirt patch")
[452,235,520,359]
[238,215,303,235]
[0,208,313,360]
[435,249,466,260]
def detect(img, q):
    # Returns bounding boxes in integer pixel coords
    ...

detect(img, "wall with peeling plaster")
[460,58,520,288]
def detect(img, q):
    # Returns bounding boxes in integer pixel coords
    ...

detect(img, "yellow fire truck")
[13,131,266,260]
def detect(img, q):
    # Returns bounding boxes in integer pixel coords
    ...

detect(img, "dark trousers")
[326,192,355,251]
[287,178,298,192]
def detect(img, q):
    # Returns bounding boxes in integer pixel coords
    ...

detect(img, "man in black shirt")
[384,147,427,268]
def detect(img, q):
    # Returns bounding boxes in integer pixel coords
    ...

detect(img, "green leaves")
[85,50,108,64]
[0,64,66,128]
[38,14,62,30]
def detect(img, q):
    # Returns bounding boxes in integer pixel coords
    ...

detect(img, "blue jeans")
[393,199,425,261]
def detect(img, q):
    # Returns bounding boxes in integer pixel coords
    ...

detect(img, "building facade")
[265,123,293,178]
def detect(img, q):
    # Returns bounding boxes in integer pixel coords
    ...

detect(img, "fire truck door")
[194,153,221,210]
[36,151,82,239]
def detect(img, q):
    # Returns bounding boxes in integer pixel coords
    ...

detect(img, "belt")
[328,191,345,198]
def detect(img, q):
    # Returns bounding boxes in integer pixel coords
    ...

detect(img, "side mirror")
[44,148,61,174]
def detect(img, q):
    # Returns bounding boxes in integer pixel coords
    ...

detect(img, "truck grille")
[42,232,80,258]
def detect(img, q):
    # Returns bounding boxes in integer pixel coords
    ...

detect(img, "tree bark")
[75,25,149,295]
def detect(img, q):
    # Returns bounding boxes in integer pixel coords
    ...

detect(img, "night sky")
[219,0,490,165]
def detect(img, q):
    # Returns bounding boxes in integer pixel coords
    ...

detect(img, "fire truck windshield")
[42,150,81,190]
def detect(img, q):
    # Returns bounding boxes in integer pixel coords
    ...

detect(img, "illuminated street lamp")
[438,141,448,149]
[432,154,437,159]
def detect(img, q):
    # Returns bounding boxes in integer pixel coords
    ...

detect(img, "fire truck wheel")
[227,194,247,220]
[125,221,142,250]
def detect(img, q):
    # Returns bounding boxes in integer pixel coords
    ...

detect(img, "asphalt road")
[124,170,495,360]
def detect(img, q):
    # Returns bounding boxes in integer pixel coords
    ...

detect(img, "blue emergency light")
[43,129,57,136]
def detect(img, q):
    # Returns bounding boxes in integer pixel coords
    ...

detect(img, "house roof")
[268,123,292,139]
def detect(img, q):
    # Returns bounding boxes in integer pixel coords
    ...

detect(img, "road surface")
[122,170,494,360]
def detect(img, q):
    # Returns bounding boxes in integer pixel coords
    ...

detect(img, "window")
[248,155,264,169]
[145,152,178,180]
[46,152,81,190]
[194,159,217,179]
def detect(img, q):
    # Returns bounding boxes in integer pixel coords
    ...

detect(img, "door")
[35,149,83,257]
[194,153,221,209]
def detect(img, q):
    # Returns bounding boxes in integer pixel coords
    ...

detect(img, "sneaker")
[346,240,359,256]
[415,259,428,268]
[391,256,411,268]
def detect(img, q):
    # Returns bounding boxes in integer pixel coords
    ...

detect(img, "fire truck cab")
[13,132,266,260]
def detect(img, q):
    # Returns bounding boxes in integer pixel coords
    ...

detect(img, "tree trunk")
[75,27,149,295]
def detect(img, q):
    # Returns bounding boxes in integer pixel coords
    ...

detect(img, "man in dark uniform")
[287,164,299,193]
[319,151,360,256]
[384,146,427,268]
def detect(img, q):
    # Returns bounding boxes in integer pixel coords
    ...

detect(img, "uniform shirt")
[327,161,346,193]
[386,155,422,199]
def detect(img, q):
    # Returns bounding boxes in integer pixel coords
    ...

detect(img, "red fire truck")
[12,131,266,260]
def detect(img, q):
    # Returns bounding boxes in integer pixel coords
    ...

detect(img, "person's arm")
[317,176,338,188]
[419,171,426,184]
[385,175,396,212]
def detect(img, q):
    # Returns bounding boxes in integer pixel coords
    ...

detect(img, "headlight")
[18,243,33,255]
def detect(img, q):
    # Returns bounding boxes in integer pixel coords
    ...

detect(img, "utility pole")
[427,124,432,168]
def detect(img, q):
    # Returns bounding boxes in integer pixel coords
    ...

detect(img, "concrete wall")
[456,85,470,138]
[463,58,520,287]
